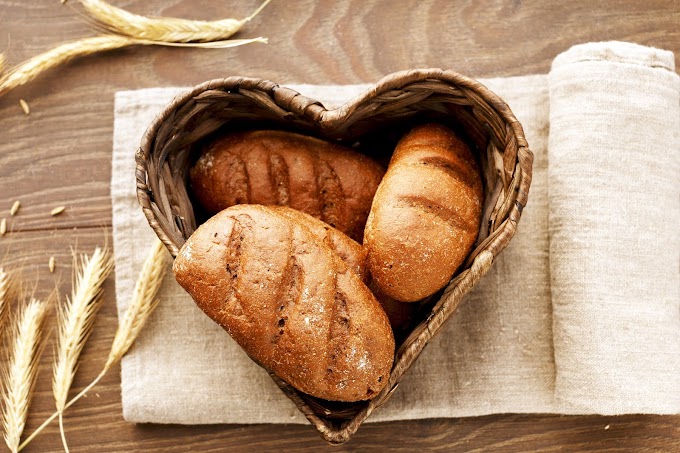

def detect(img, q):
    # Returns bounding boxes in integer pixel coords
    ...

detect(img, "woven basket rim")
[135,68,534,444]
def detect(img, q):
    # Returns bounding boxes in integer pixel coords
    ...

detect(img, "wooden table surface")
[1,1,679,451]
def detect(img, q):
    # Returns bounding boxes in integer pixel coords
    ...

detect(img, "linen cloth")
[548,42,680,414]
[111,41,680,424]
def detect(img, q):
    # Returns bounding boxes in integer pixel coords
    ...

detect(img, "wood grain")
[1,0,679,451]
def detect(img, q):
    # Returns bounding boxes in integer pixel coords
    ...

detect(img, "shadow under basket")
[135,69,533,444]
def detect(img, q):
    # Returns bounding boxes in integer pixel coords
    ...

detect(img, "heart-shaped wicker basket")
[135,69,533,444]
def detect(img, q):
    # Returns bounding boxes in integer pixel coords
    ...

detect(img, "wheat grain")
[53,247,112,453]
[18,100,30,116]
[48,257,56,273]
[2,299,48,453]
[0,218,6,236]
[78,0,270,43]
[50,206,66,216]
[10,201,20,217]
[0,35,266,98]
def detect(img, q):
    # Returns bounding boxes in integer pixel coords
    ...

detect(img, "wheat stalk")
[0,1,270,98]
[53,247,113,453]
[0,0,269,98]
[18,239,168,451]
[0,35,266,97]
[2,299,48,453]
[78,0,271,43]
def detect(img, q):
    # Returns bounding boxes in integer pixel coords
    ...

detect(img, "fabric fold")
[547,41,680,414]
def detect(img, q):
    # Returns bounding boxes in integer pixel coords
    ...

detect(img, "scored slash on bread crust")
[271,206,368,282]
[364,123,484,302]
[189,130,386,242]
[173,205,394,402]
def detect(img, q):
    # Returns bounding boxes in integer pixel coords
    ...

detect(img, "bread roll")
[364,123,483,302]
[369,281,422,344]
[270,206,367,282]
[190,130,385,241]
[173,205,394,402]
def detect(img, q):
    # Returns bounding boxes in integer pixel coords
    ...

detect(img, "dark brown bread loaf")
[364,123,483,302]
[368,281,422,344]
[173,205,394,402]
[190,130,385,241]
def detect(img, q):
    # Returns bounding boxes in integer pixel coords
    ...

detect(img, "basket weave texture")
[135,69,533,444]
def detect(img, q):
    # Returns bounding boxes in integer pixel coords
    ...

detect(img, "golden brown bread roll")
[364,123,483,302]
[173,205,394,402]
[190,130,385,241]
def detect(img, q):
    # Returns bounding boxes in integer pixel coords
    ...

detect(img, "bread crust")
[173,205,394,402]
[364,123,483,302]
[190,130,385,241]
[270,206,367,282]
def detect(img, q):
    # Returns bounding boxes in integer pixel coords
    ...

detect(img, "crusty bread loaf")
[364,123,483,302]
[271,206,367,282]
[190,130,385,241]
[173,205,394,402]
[368,281,422,343]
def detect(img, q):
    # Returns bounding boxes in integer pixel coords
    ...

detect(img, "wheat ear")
[105,238,167,368]
[53,248,113,453]
[18,239,168,451]
[2,299,48,453]
[0,268,13,327]
[78,0,271,43]
[0,35,266,98]
[0,36,127,97]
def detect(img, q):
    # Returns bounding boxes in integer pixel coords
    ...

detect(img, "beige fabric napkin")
[111,41,680,424]
[548,42,680,414]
